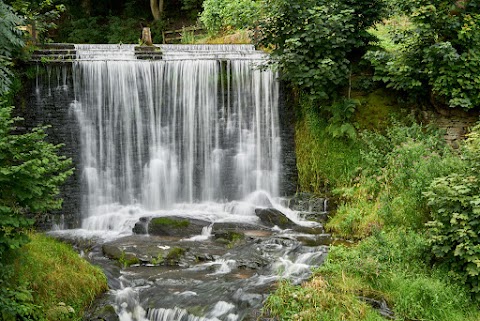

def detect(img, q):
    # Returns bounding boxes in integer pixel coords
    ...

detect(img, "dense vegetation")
[0,1,107,320]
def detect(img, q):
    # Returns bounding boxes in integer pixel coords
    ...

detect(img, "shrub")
[257,0,386,102]
[200,0,263,34]
[366,0,480,109]
[425,123,480,297]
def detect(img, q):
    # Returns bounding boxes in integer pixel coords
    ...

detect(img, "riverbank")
[10,233,108,321]
[263,94,480,320]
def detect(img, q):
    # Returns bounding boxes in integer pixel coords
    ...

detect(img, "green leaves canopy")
[0,1,24,96]
[366,0,480,109]
[257,0,386,101]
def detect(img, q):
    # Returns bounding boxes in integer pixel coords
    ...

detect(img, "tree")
[257,0,386,102]
[150,0,165,20]
[0,1,24,96]
[366,0,480,109]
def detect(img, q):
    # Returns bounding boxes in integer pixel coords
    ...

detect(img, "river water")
[47,44,328,321]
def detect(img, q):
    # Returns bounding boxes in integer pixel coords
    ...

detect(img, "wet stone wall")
[18,63,82,229]
[18,62,298,229]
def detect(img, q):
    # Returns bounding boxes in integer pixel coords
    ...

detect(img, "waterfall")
[70,45,281,228]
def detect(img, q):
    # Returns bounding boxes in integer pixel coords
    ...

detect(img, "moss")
[150,217,190,229]
[166,247,186,261]
[353,89,401,132]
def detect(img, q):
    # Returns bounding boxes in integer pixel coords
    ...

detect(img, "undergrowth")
[266,89,480,320]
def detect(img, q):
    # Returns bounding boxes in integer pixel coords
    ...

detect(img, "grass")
[266,86,480,320]
[265,232,480,321]
[195,30,253,44]
[12,233,108,321]
[295,95,363,194]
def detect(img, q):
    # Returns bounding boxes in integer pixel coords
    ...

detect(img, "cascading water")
[71,44,281,231]
[39,44,329,321]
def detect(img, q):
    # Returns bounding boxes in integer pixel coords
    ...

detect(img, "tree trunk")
[150,0,165,21]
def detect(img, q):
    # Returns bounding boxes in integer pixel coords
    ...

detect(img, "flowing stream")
[44,44,329,321]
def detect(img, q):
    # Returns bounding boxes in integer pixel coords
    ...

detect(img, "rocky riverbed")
[54,194,330,321]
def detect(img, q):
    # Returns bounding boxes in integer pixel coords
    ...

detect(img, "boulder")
[255,208,296,229]
[146,216,211,238]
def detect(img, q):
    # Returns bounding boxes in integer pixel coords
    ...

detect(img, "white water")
[71,45,282,233]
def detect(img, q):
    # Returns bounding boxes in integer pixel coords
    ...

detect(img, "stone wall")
[17,63,82,228]
[422,106,479,148]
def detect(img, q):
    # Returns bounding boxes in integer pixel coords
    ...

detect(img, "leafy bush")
[0,1,24,96]
[257,0,386,102]
[295,94,362,194]
[425,123,480,297]
[201,0,263,34]
[0,103,73,319]
[328,120,461,238]
[366,0,480,109]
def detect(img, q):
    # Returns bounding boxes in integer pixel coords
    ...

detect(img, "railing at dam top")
[30,43,268,63]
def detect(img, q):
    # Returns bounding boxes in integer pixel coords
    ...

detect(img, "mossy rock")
[255,208,296,229]
[102,244,139,267]
[147,216,211,238]
[165,247,186,264]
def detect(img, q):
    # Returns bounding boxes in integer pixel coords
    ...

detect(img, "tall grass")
[265,94,480,320]
[295,95,362,194]
[12,233,108,321]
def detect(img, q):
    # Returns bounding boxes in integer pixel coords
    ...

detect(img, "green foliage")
[257,0,386,101]
[201,0,263,34]
[0,1,24,96]
[63,17,107,44]
[325,98,359,140]
[295,94,363,193]
[12,233,108,320]
[0,103,73,319]
[425,123,480,297]
[0,104,73,258]
[328,120,461,238]
[9,0,66,43]
[106,16,143,44]
[366,0,480,109]
[266,231,479,320]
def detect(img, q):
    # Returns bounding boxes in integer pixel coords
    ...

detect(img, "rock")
[102,244,139,266]
[286,192,329,213]
[84,300,119,321]
[132,216,149,234]
[147,216,211,238]
[296,234,332,246]
[300,211,328,223]
[292,225,325,235]
[255,208,296,229]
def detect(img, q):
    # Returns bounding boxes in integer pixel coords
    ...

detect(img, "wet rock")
[255,208,296,229]
[296,234,332,246]
[83,291,120,321]
[147,216,211,237]
[132,216,149,234]
[300,211,328,223]
[287,192,328,213]
[292,225,325,235]
[102,244,139,266]
[359,296,395,319]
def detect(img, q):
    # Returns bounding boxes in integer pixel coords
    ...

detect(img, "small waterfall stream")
[39,44,329,321]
